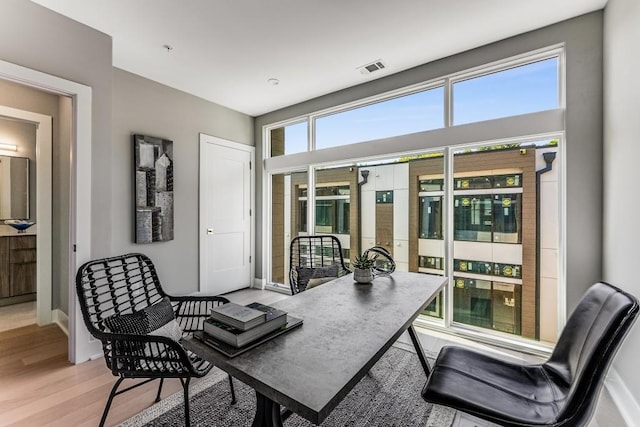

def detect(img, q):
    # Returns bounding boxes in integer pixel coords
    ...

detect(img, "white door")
[199,134,254,295]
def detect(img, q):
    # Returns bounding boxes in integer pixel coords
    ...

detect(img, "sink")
[4,220,35,233]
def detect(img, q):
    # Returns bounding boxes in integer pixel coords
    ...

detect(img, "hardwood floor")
[0,288,287,427]
[0,288,625,427]
[0,323,191,427]
[0,302,36,333]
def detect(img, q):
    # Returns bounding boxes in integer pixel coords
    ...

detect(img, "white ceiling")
[32,0,606,117]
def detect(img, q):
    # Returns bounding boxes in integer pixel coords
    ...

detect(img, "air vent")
[358,60,386,75]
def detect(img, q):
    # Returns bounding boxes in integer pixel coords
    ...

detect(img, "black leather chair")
[289,235,351,294]
[422,281,638,427]
[76,253,236,427]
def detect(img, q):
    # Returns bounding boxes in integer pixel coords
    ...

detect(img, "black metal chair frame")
[289,235,351,294]
[75,253,236,427]
[422,281,639,427]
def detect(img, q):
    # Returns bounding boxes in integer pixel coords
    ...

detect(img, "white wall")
[359,163,409,271]
[603,0,640,420]
[537,147,560,343]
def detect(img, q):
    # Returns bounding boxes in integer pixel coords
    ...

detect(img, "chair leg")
[182,377,192,427]
[99,377,125,427]
[228,374,237,405]
[155,377,164,403]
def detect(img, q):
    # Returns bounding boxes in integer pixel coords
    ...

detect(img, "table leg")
[408,324,431,377]
[252,391,284,427]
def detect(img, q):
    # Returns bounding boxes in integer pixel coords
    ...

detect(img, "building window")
[453,277,522,335]
[419,178,444,191]
[453,174,523,244]
[494,263,521,279]
[454,195,494,242]
[419,196,443,239]
[454,259,522,279]
[454,259,493,275]
[455,176,492,190]
[298,200,307,232]
[423,292,443,319]
[492,282,522,335]
[298,185,351,234]
[494,174,522,188]
[454,277,493,329]
[493,194,521,243]
[455,173,522,190]
[419,256,444,270]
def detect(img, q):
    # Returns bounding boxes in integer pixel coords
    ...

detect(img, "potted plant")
[352,252,378,283]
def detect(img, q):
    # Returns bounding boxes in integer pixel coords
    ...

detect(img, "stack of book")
[204,302,288,348]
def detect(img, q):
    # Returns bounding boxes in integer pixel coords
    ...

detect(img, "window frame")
[450,56,561,126]
[262,45,566,355]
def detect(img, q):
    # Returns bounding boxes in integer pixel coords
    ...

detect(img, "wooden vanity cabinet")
[0,235,37,299]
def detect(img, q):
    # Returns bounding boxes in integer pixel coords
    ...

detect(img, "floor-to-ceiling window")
[264,46,564,349]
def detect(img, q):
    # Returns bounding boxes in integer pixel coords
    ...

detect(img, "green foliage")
[352,252,378,269]
[398,152,444,163]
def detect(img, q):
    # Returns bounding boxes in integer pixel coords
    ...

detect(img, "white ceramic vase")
[353,267,373,283]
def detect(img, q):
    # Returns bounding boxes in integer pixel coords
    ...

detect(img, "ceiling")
[32,0,606,117]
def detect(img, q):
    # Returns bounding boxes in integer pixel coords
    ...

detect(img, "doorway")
[0,105,52,329]
[199,133,255,294]
[0,58,94,363]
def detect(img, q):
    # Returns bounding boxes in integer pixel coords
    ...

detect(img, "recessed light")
[268,78,280,86]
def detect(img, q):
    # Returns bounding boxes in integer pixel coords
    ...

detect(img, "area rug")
[120,346,456,427]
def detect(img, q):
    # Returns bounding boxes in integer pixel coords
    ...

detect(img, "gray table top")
[185,271,447,425]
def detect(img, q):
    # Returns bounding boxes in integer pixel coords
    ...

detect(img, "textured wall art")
[134,134,174,243]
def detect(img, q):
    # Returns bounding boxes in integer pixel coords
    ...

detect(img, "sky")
[283,57,558,155]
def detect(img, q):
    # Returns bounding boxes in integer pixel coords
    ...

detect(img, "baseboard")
[264,284,292,295]
[253,277,265,288]
[51,309,69,336]
[606,368,640,427]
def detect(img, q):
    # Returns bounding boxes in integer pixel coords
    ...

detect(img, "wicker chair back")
[289,235,351,294]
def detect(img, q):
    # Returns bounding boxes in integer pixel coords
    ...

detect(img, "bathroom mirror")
[0,155,29,220]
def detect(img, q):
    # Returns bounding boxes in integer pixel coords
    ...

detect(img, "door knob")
[207,229,214,235]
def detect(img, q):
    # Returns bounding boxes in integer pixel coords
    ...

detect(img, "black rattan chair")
[422,281,639,427]
[75,253,236,427]
[289,235,351,294]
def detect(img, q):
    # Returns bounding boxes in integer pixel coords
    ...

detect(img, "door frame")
[0,58,94,363]
[198,133,255,292]
[0,105,52,326]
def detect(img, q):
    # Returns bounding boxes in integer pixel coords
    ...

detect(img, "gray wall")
[112,68,253,295]
[0,0,113,263]
[604,0,640,410]
[0,2,253,311]
[255,12,604,315]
